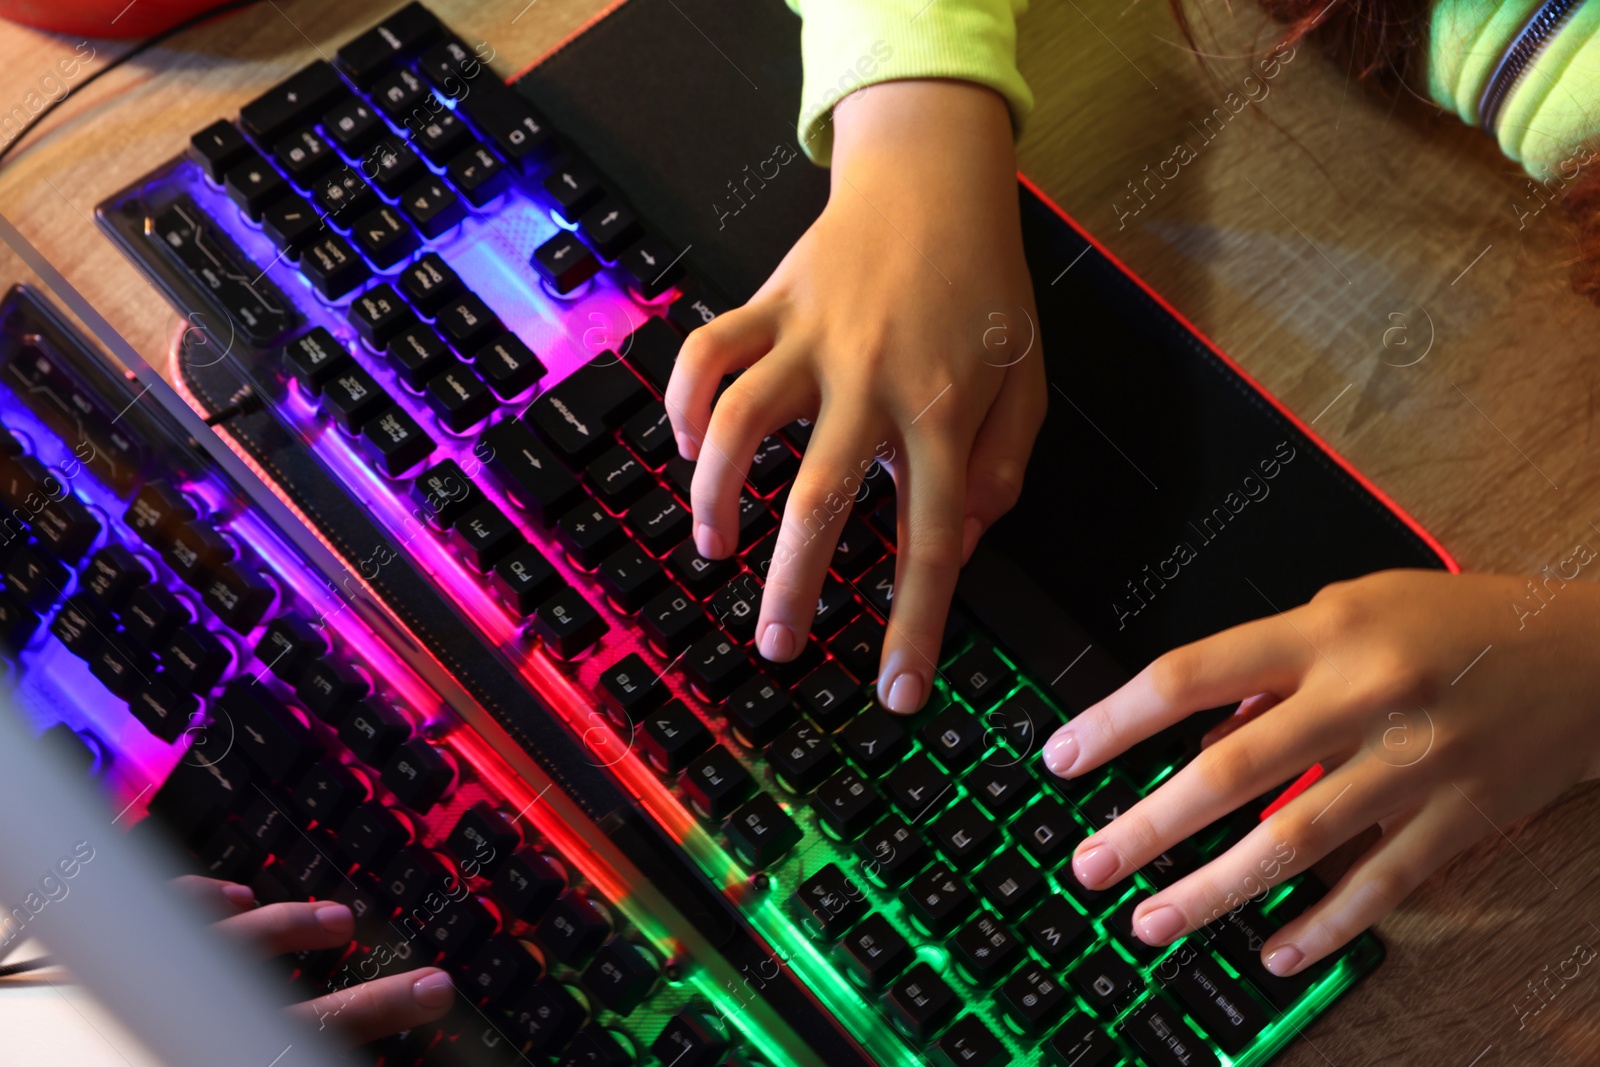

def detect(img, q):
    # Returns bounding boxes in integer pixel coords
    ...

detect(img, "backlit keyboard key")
[261,194,324,253]
[240,61,347,144]
[382,738,455,810]
[435,294,502,353]
[385,325,453,388]
[371,67,429,124]
[681,745,755,819]
[885,962,957,1041]
[538,890,612,967]
[321,365,389,434]
[399,176,465,238]
[188,119,250,182]
[530,586,607,658]
[446,144,510,206]
[543,159,602,218]
[556,501,624,568]
[492,848,568,924]
[459,86,555,173]
[618,234,682,299]
[931,1015,1007,1067]
[425,366,496,432]
[482,418,583,521]
[577,199,638,259]
[596,543,666,612]
[640,700,711,773]
[410,459,484,528]
[722,792,801,867]
[299,233,369,298]
[223,156,288,221]
[350,204,420,269]
[361,404,435,476]
[626,487,689,554]
[347,283,415,347]
[322,96,384,153]
[532,232,600,294]
[475,331,545,400]
[492,543,564,615]
[451,500,524,571]
[273,127,335,182]
[838,913,912,990]
[334,3,442,88]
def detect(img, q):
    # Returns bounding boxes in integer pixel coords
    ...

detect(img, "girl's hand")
[1042,570,1600,975]
[664,78,1045,713]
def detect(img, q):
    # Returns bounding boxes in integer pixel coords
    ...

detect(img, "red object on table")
[0,0,233,38]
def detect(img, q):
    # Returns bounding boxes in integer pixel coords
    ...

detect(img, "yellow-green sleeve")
[783,0,1033,165]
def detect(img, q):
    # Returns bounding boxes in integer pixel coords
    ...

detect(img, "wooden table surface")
[0,2,1597,1065]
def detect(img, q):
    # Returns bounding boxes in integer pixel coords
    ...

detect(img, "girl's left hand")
[1041,569,1600,976]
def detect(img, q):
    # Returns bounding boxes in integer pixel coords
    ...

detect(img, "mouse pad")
[512,0,1453,674]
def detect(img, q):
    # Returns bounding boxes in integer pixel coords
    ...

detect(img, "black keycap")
[91,637,149,699]
[400,175,466,238]
[736,491,776,543]
[322,96,384,152]
[793,863,867,940]
[338,698,410,765]
[213,681,316,783]
[122,585,187,650]
[639,700,710,774]
[666,541,733,598]
[1082,777,1141,832]
[291,758,364,826]
[507,978,586,1056]
[161,624,230,692]
[27,494,98,565]
[162,520,233,588]
[129,679,198,742]
[825,517,880,580]
[678,628,746,700]
[348,284,415,347]
[812,578,858,638]
[531,587,607,658]
[903,864,975,937]
[723,792,801,867]
[667,281,728,334]
[795,660,862,730]
[620,403,673,465]
[1159,946,1270,1054]
[837,913,912,990]
[577,199,639,258]
[998,966,1075,1036]
[597,652,668,722]
[422,894,498,963]
[467,934,543,1008]
[447,802,523,879]
[1143,839,1203,890]
[200,563,275,633]
[968,758,1032,819]
[334,3,442,87]
[953,912,1024,986]
[931,1015,1007,1067]
[1124,997,1220,1067]
[426,366,497,432]
[885,753,954,823]
[396,252,462,314]
[381,738,454,810]
[281,329,350,398]
[1043,1013,1120,1067]
[745,435,798,495]
[543,158,603,218]
[338,801,411,869]
[370,67,429,124]
[627,488,690,556]
[78,545,146,609]
[596,544,666,613]
[475,331,544,400]
[884,962,958,1042]
[367,135,426,198]
[299,233,369,298]
[1200,900,1320,1008]
[538,890,612,967]
[492,848,568,924]
[447,143,511,206]
[621,315,681,392]
[948,643,1011,709]
[125,478,196,543]
[976,851,1045,912]
[1021,896,1093,965]
[1071,944,1143,1014]
[450,497,528,571]
[931,799,999,865]
[412,110,473,166]
[709,576,760,642]
[296,657,369,723]
[223,156,288,221]
[492,544,563,615]
[649,1010,728,1067]
[992,687,1062,759]
[380,844,455,912]
[321,364,389,434]
[585,445,650,509]
[769,723,837,793]
[409,459,483,529]
[857,557,897,619]
[638,584,707,656]
[532,232,600,294]
[617,234,683,299]
[555,501,624,569]
[582,939,659,1015]
[417,35,490,96]
[527,359,648,462]
[48,594,102,658]
[663,455,695,498]
[812,769,884,840]
[279,833,339,897]
[385,328,452,392]
[920,703,987,772]
[148,749,251,842]
[1014,797,1076,869]
[311,165,377,223]
[240,61,346,143]
[274,126,336,182]
[361,405,434,477]
[262,193,325,252]
[351,204,420,269]
[195,823,264,884]
[459,87,554,173]
[482,417,583,521]
[725,674,795,748]
[435,294,502,353]
[682,745,755,820]
[189,119,250,182]
[857,817,929,889]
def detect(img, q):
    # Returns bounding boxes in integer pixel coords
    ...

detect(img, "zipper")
[1479,0,1585,133]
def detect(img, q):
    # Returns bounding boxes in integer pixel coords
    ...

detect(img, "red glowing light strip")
[1015,172,1461,575]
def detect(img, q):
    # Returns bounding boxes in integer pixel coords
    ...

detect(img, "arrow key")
[618,233,682,299]
[577,198,639,259]
[532,232,599,295]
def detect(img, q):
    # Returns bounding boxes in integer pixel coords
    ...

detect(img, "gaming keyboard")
[40,2,1388,1064]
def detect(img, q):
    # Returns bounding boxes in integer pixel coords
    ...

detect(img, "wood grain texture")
[0,2,1597,1064]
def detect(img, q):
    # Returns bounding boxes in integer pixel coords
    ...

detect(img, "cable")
[0,0,272,168]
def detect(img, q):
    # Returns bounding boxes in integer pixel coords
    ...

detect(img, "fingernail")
[221,884,256,908]
[1136,905,1186,945]
[884,672,925,714]
[961,515,982,564]
[314,902,353,934]
[1264,945,1304,977]
[676,431,699,461]
[1073,844,1121,888]
[695,523,725,559]
[759,622,795,662]
[1043,729,1079,776]
[412,970,454,1009]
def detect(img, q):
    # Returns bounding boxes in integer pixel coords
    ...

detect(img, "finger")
[1201,692,1282,748]
[1259,804,1485,975]
[288,967,455,1045]
[215,900,354,956]
[755,411,879,661]
[1122,759,1402,946]
[663,305,777,461]
[172,875,257,915]
[1070,696,1349,891]
[959,359,1046,563]
[1043,615,1316,778]
[876,435,971,713]
[689,355,813,559]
